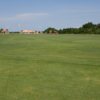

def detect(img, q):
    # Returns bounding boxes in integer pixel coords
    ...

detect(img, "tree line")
[43,22,100,34]
[0,22,100,34]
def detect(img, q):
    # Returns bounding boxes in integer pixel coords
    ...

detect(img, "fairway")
[0,34,100,100]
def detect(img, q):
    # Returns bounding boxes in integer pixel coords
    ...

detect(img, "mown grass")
[0,34,100,100]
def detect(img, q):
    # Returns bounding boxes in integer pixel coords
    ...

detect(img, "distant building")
[21,30,40,34]
[1,29,9,34]
[21,30,34,34]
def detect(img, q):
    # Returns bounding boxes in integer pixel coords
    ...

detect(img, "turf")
[0,34,100,100]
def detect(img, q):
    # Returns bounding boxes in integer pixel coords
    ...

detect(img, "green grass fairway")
[0,34,100,100]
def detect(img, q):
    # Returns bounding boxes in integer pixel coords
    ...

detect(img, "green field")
[0,34,100,100]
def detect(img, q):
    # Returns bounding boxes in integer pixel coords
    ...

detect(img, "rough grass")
[0,34,100,100]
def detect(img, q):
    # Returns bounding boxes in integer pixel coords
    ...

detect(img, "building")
[1,29,9,33]
[21,30,40,34]
[1,29,9,34]
[21,30,34,34]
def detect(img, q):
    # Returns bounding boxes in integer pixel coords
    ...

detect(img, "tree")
[43,22,100,34]
[82,22,95,29]
[0,28,3,33]
[96,24,100,28]
[43,27,58,34]
[81,22,97,34]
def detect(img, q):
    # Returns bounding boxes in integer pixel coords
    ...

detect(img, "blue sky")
[0,0,100,31]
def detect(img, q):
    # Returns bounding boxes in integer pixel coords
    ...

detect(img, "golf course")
[0,34,100,100]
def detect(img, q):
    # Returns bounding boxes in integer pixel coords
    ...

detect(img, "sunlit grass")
[0,34,100,100]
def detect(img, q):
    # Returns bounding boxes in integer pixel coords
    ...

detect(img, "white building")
[21,30,39,34]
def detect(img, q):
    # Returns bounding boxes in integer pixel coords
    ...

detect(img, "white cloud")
[16,13,49,19]
[0,12,49,22]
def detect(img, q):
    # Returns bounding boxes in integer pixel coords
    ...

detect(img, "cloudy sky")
[0,0,100,31]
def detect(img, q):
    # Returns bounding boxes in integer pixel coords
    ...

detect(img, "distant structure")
[1,29,9,34]
[21,30,40,34]
[21,30,34,34]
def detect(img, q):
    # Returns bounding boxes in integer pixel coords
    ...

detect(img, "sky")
[0,0,100,31]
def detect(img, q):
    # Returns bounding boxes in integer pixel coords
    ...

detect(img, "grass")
[0,34,100,100]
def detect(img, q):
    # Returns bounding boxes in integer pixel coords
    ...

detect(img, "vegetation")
[44,22,100,34]
[0,34,100,100]
[43,27,58,34]
[0,22,100,34]
[0,28,3,33]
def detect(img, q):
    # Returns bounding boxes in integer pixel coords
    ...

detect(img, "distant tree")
[43,27,58,34]
[82,22,95,29]
[81,22,97,34]
[0,28,3,33]
[43,22,100,34]
[95,29,100,34]
[59,28,80,34]
[96,23,100,28]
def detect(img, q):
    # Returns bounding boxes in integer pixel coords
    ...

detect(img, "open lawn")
[0,34,100,100]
